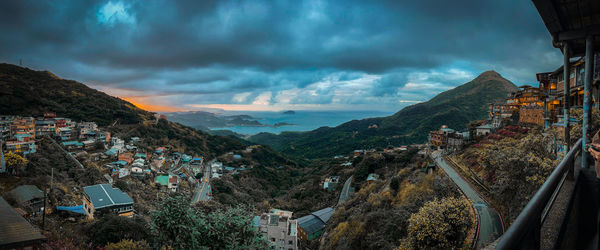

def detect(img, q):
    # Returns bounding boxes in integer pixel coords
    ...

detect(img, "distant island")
[283,110,295,114]
[273,122,295,127]
[163,111,295,130]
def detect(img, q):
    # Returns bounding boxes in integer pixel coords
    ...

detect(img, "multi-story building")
[78,121,98,139]
[54,118,67,128]
[5,133,36,155]
[56,126,73,141]
[428,125,455,148]
[257,209,298,250]
[447,132,470,151]
[10,117,35,137]
[35,118,55,137]
[536,55,600,127]
[0,116,14,140]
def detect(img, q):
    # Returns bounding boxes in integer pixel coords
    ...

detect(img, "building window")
[288,240,293,245]
[271,238,275,242]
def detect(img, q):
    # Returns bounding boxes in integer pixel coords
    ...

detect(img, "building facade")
[257,209,298,250]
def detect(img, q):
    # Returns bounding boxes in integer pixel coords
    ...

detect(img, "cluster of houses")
[0,113,111,158]
[429,50,600,152]
[0,113,110,158]
[489,53,600,133]
[0,113,211,224]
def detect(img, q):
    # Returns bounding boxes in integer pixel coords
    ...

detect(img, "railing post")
[534,217,541,250]
[582,35,594,169]
[564,42,571,152]
[567,154,575,180]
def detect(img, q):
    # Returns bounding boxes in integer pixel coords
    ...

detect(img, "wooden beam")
[557,26,600,41]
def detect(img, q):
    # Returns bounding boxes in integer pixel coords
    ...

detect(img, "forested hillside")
[250,71,518,158]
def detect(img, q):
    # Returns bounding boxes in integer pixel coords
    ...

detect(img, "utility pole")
[42,188,47,230]
[50,168,54,191]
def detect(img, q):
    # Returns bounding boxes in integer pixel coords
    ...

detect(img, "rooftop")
[0,197,46,248]
[297,207,334,235]
[83,184,133,209]
[8,185,43,204]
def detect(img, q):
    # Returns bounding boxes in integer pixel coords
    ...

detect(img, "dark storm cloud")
[0,0,562,110]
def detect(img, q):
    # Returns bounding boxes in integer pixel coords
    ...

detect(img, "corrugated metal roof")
[297,207,334,235]
[9,185,43,204]
[297,215,325,235]
[0,197,46,247]
[83,184,133,209]
[312,207,333,224]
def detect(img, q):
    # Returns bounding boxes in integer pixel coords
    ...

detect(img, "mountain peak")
[477,70,502,79]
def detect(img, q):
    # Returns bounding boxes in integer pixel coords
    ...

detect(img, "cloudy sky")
[1,0,562,112]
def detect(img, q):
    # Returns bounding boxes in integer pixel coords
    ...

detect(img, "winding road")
[337,176,353,205]
[432,151,503,249]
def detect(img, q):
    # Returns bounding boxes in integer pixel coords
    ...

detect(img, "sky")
[0,0,563,112]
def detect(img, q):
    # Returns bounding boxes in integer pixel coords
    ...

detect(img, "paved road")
[432,151,503,249]
[337,176,353,205]
[191,161,212,203]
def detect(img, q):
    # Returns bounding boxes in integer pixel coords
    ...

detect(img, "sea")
[209,110,395,135]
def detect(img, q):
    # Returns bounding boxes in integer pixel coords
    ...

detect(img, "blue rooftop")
[105,148,118,155]
[112,160,128,166]
[83,184,133,209]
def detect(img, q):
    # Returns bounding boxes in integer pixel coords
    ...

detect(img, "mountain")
[0,63,153,126]
[249,71,518,158]
[0,63,292,161]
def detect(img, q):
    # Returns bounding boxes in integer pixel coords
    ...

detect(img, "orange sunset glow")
[121,96,183,112]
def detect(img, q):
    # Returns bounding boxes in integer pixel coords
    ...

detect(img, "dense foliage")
[249,71,518,158]
[402,197,471,249]
[0,63,154,126]
[3,151,27,175]
[85,215,150,247]
[151,196,267,249]
[322,154,463,249]
[459,130,560,224]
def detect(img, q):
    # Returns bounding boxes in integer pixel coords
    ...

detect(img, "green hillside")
[0,63,153,126]
[249,71,518,158]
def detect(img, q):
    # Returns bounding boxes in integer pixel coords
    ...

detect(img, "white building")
[257,209,298,250]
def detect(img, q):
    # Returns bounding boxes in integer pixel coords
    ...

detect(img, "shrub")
[404,197,471,249]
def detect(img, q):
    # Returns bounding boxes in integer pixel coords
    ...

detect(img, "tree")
[105,239,147,250]
[390,176,401,192]
[4,152,27,175]
[85,215,150,247]
[404,197,471,249]
[151,196,267,249]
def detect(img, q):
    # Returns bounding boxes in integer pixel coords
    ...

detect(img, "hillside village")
[1,104,434,249]
[1,54,599,249]
[0,0,599,248]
